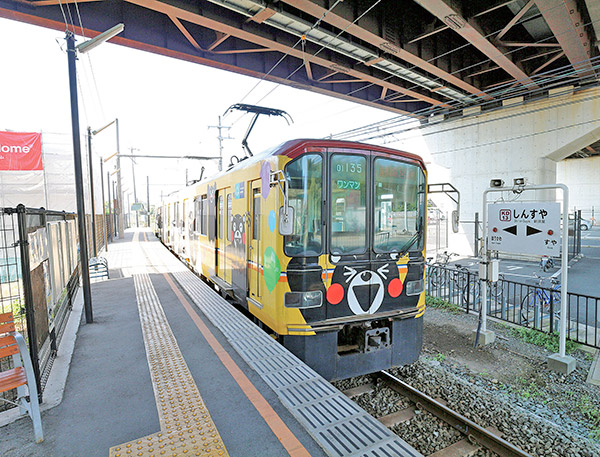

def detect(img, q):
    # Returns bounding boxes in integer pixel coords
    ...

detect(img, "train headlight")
[284,291,323,309]
[405,279,425,296]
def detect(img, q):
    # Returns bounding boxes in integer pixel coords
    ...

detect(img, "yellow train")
[159,138,427,380]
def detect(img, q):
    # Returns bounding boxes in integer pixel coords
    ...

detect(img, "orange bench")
[0,312,43,442]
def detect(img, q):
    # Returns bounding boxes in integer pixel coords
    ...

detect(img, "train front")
[280,141,427,380]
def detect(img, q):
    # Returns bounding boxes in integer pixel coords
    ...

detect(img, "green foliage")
[508,326,580,354]
[434,353,446,362]
[576,395,600,441]
[425,293,463,314]
[10,298,25,318]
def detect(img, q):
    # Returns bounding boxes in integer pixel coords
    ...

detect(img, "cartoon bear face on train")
[326,254,403,315]
[231,214,246,249]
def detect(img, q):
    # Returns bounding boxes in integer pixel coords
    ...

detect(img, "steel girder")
[535,0,595,79]
[0,0,444,115]
[413,0,538,88]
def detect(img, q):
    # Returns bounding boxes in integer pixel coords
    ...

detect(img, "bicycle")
[520,273,561,329]
[539,255,554,272]
[462,272,505,312]
[427,251,459,288]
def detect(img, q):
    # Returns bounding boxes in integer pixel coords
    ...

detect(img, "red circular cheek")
[388,278,403,298]
[242,233,246,244]
[231,231,234,241]
[327,283,344,305]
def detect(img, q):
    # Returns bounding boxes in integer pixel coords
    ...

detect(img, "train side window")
[193,197,201,232]
[283,154,323,256]
[218,195,223,239]
[227,194,232,241]
[253,189,260,240]
[200,195,207,235]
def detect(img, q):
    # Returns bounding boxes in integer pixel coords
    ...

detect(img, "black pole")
[67,31,93,324]
[15,205,42,397]
[87,127,97,257]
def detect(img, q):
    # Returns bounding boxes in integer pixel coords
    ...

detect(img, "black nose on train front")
[361,271,372,282]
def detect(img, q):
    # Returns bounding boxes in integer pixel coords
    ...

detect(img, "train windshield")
[330,154,367,255]
[284,151,424,257]
[284,154,323,256]
[373,158,425,253]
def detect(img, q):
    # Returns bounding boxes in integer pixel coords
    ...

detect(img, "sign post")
[481,183,575,374]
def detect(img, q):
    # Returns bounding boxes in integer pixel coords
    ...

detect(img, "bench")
[89,256,109,280]
[0,312,44,442]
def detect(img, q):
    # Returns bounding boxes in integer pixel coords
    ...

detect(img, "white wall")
[373,86,600,255]
[557,156,600,217]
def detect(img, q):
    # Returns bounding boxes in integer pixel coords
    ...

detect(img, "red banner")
[0,131,43,171]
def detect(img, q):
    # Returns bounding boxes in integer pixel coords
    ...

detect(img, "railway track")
[342,370,533,457]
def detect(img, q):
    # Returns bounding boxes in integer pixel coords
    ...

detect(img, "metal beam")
[280,0,489,99]
[585,0,600,52]
[496,0,535,41]
[413,0,537,88]
[531,50,564,75]
[0,6,421,115]
[124,0,447,107]
[535,0,595,79]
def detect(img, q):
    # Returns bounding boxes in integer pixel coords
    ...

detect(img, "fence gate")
[0,205,79,407]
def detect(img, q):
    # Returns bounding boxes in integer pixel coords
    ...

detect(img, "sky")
[0,17,396,207]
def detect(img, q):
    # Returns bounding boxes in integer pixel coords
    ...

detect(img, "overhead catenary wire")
[244,0,598,135]
[331,56,600,143]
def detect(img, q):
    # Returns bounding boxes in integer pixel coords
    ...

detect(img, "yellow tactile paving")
[109,245,229,456]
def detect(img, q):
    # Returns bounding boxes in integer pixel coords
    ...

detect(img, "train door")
[216,190,227,281]
[248,181,262,301]
[183,198,192,260]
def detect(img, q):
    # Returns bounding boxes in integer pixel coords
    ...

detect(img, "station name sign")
[487,201,561,255]
[0,131,43,171]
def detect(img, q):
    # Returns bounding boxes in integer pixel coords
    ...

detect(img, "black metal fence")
[0,205,80,407]
[427,264,599,349]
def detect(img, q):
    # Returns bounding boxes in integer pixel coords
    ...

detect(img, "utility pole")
[130,147,139,227]
[100,157,108,251]
[115,119,124,238]
[113,180,118,236]
[86,127,97,257]
[146,176,150,228]
[208,115,233,171]
[107,171,113,243]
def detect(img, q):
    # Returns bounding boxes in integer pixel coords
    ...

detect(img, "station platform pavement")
[0,229,421,457]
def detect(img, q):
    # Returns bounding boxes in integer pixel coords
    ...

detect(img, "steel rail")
[378,370,533,457]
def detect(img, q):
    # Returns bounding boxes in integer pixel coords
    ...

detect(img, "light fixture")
[513,177,525,186]
[490,179,504,188]
[76,23,124,54]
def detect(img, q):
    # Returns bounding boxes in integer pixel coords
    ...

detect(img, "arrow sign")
[526,225,542,236]
[503,225,517,235]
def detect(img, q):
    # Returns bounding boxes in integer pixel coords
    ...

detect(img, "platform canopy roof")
[1,0,599,117]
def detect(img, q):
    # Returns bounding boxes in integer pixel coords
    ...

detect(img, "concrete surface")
[0,232,327,457]
[547,353,577,375]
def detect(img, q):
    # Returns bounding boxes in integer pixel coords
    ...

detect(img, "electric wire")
[252,0,384,106]
[254,0,579,112]
[331,56,600,142]
[236,0,344,107]
[244,0,598,133]
[331,49,600,140]
[337,87,600,146]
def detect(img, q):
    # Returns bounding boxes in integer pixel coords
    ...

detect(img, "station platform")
[0,229,422,457]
